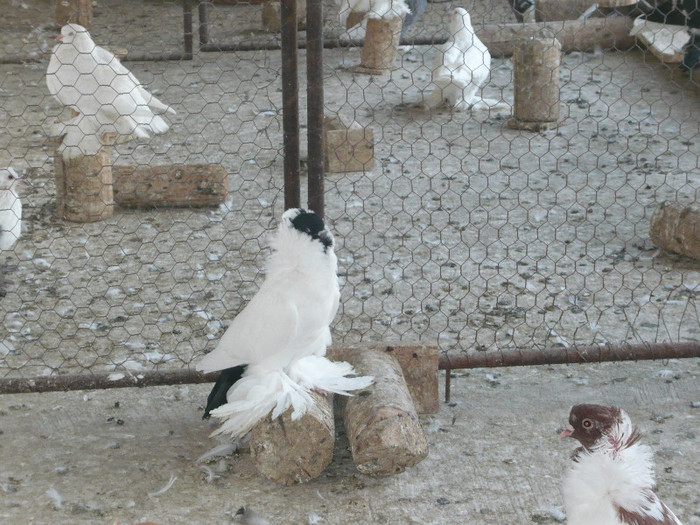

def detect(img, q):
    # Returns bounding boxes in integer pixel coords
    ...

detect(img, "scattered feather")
[45,488,63,509]
[148,474,177,498]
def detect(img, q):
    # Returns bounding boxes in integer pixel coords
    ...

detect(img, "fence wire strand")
[0,0,699,393]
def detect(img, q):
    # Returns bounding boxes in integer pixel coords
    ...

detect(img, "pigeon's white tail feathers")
[139,89,176,115]
[288,355,374,396]
[209,371,314,439]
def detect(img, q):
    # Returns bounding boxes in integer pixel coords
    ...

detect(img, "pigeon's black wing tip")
[202,364,248,419]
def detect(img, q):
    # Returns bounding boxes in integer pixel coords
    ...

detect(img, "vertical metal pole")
[281,0,300,210]
[183,0,194,59]
[198,1,210,45]
[306,0,324,217]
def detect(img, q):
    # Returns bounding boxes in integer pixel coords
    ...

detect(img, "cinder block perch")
[56,0,92,28]
[328,342,439,414]
[262,0,306,32]
[650,201,700,261]
[323,114,375,173]
[477,17,634,56]
[508,33,562,131]
[334,348,429,476]
[54,134,114,222]
[631,19,690,64]
[248,390,334,485]
[112,164,229,208]
[352,16,404,74]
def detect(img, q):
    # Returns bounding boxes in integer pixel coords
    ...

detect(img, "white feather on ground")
[46,24,175,160]
[0,168,24,251]
[424,7,509,111]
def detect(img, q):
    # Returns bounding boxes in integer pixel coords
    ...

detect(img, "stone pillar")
[54,134,114,222]
[508,33,562,130]
[55,0,92,28]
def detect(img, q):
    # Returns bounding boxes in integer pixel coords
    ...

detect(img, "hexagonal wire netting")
[0,0,699,394]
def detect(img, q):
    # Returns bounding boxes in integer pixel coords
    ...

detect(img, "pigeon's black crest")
[290,209,333,248]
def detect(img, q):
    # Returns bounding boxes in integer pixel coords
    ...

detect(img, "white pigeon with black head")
[560,404,683,525]
[424,7,508,111]
[197,208,373,439]
[46,23,175,160]
[0,168,24,251]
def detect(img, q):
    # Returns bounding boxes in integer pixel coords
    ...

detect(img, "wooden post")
[248,391,334,485]
[346,11,366,29]
[328,342,439,414]
[649,201,700,261]
[262,0,306,32]
[54,134,114,222]
[508,33,562,131]
[323,114,375,173]
[353,16,404,74]
[335,348,428,475]
[112,164,229,208]
[55,0,92,28]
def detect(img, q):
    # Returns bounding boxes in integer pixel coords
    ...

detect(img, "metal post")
[306,0,324,216]
[199,1,210,46]
[183,0,194,59]
[281,0,300,210]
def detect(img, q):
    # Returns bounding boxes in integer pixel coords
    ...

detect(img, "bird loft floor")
[0,359,698,524]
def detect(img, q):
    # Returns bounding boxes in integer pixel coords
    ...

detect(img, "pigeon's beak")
[55,34,63,41]
[559,425,574,439]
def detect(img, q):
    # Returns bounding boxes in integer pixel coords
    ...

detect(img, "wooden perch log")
[249,391,334,485]
[112,164,228,208]
[262,0,306,32]
[56,0,92,28]
[649,201,700,261]
[334,348,428,475]
[355,16,404,73]
[328,342,438,414]
[54,133,114,223]
[509,34,562,130]
[323,114,375,173]
[476,17,635,56]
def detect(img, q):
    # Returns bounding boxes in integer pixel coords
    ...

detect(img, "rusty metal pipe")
[306,0,324,216]
[281,0,300,210]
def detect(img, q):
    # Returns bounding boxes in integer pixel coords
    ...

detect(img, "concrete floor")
[1,358,698,524]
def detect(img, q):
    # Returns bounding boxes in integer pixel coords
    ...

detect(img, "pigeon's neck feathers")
[266,224,337,278]
[590,409,642,454]
[565,442,670,525]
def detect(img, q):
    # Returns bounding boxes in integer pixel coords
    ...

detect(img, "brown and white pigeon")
[560,404,683,525]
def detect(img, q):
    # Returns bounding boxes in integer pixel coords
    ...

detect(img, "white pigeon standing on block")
[197,208,373,440]
[424,7,507,111]
[560,404,684,525]
[46,23,175,160]
[0,168,24,251]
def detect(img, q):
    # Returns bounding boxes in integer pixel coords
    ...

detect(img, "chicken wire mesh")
[0,0,699,392]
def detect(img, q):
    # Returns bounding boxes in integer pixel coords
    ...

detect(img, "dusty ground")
[0,2,699,523]
[1,360,699,524]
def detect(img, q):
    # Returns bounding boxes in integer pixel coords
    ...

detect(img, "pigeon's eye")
[7,174,14,180]
[582,418,593,429]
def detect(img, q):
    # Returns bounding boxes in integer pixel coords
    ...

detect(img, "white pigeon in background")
[424,7,508,111]
[0,168,24,251]
[46,23,175,160]
[197,208,373,440]
[338,0,411,41]
[560,404,684,525]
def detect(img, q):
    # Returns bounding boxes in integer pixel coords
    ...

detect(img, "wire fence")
[0,0,699,394]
